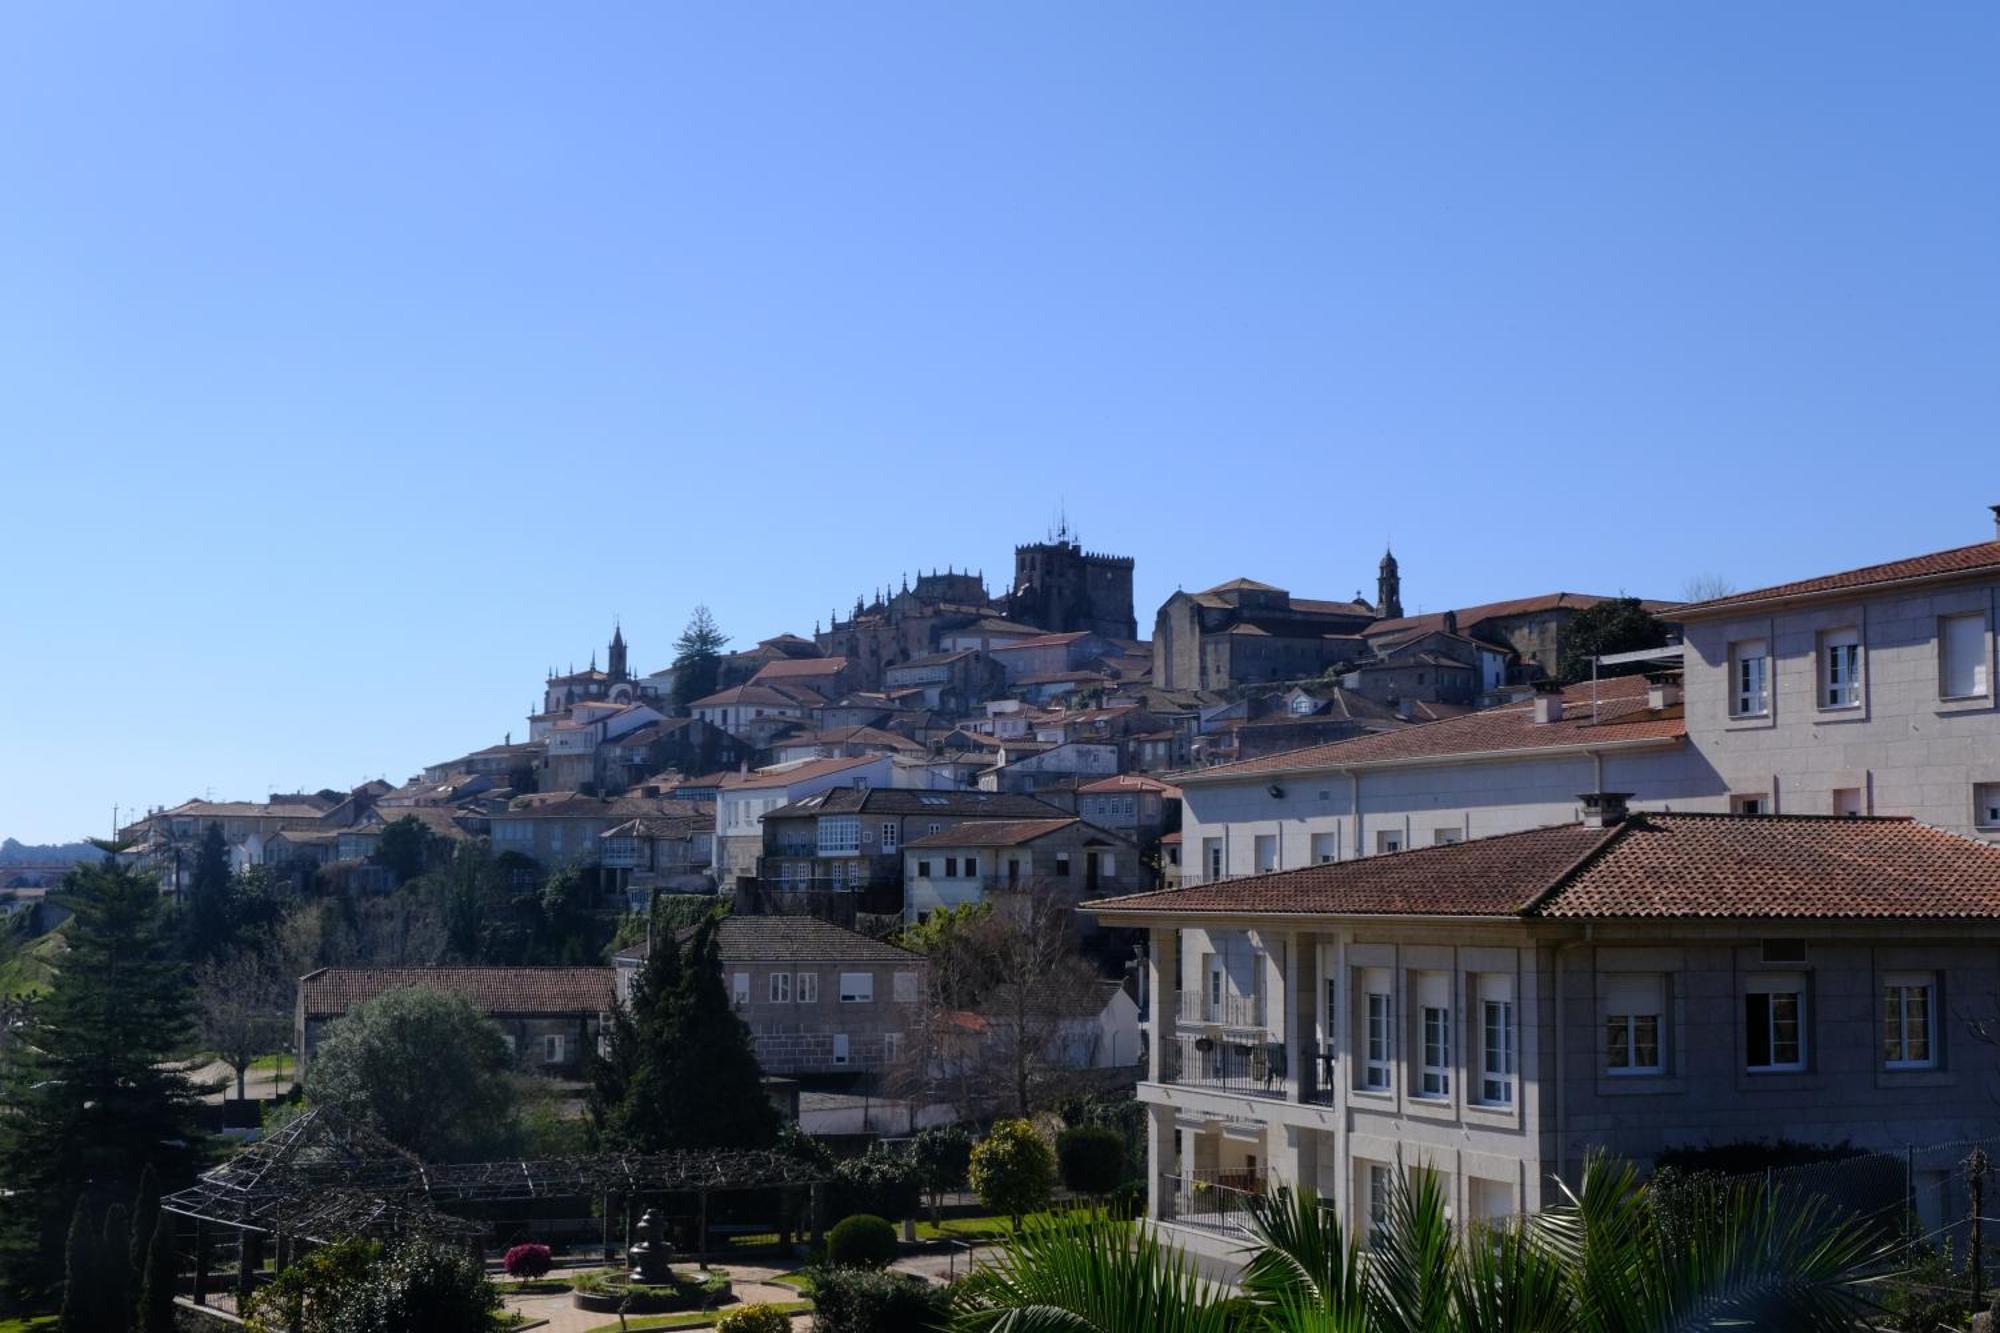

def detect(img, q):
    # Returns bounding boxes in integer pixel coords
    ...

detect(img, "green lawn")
[580,1300,812,1332]
[0,1317,56,1333]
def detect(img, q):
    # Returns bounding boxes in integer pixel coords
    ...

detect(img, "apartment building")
[1090,800,2000,1245]
[1177,509,2000,876]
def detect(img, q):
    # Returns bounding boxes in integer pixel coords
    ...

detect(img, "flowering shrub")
[718,1305,794,1333]
[502,1242,554,1280]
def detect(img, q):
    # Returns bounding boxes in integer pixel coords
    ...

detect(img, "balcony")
[1166,1034,1289,1100]
[1176,987,1264,1030]
[1163,1167,1268,1234]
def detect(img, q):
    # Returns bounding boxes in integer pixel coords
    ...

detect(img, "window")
[545,1034,567,1063]
[1941,613,1990,699]
[1416,972,1451,1099]
[1365,1163,1392,1244]
[1375,830,1403,855]
[927,822,943,835]
[893,971,918,1002]
[1254,835,1278,873]
[1310,832,1338,863]
[1007,857,1022,884]
[965,856,978,877]
[1359,969,1393,1092]
[1833,787,1864,817]
[840,972,874,1003]
[1101,852,1116,876]
[732,973,749,1009]
[944,857,958,878]
[1433,828,1463,846]
[1731,639,1770,717]
[1745,973,1807,1071]
[1976,783,2000,831]
[769,971,791,1004]
[881,822,898,853]
[1883,972,1936,1069]
[1055,851,1071,877]
[831,1033,850,1065]
[1203,839,1223,881]
[883,1032,902,1064]
[1731,794,1768,816]
[1821,628,1861,708]
[1478,975,1516,1105]
[915,859,931,877]
[1604,973,1666,1074]
[797,971,819,1004]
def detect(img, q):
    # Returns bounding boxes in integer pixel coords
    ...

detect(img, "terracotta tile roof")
[1676,540,2000,617]
[1077,773,1182,796]
[906,817,1082,848]
[616,914,921,965]
[1090,813,2000,922]
[497,793,706,821]
[771,725,924,753]
[1177,675,1681,782]
[1538,814,2000,918]
[299,966,613,1017]
[1202,577,1283,594]
[1291,598,1377,617]
[720,754,884,790]
[764,788,1067,820]
[751,656,851,682]
[1366,592,1677,640]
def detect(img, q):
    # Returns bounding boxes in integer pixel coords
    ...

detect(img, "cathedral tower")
[608,622,629,682]
[1378,549,1403,620]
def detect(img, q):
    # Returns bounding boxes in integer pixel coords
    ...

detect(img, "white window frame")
[1310,831,1338,864]
[1745,973,1807,1072]
[839,971,874,1003]
[797,971,819,1004]
[1359,970,1393,1092]
[731,972,750,1009]
[769,971,791,1004]
[1416,973,1451,1100]
[545,1033,566,1064]
[1477,975,1515,1106]
[831,1033,850,1065]
[1974,781,2000,831]
[1254,834,1278,874]
[1365,1163,1391,1244]
[1375,830,1403,855]
[1731,639,1770,718]
[881,822,898,853]
[1604,973,1666,1075]
[883,1031,902,1064]
[1820,627,1861,709]
[1941,612,1991,700]
[1882,971,1937,1070]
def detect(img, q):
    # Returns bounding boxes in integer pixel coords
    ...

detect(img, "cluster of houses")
[113,506,2000,1181]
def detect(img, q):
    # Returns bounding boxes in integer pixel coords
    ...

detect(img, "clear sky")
[4,4,1997,843]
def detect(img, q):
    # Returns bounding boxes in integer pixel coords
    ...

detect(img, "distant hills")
[0,837,97,866]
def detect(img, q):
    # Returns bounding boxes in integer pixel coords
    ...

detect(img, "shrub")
[912,1124,974,1210]
[809,1266,952,1333]
[830,1145,923,1222]
[825,1213,898,1269]
[244,1235,498,1333]
[970,1118,1055,1225]
[718,1304,794,1333]
[1056,1124,1127,1198]
[502,1242,553,1279]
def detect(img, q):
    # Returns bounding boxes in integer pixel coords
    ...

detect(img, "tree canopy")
[303,985,520,1162]
[1555,597,1670,683]
[670,605,729,710]
[0,857,207,1309]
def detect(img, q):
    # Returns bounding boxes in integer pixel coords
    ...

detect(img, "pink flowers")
[503,1242,553,1279]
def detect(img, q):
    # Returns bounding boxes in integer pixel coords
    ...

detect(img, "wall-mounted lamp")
[1267,783,1286,799]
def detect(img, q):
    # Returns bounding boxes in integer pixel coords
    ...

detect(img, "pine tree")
[669,606,728,711]
[182,820,235,960]
[136,1215,177,1333]
[56,1201,95,1333]
[0,858,207,1309]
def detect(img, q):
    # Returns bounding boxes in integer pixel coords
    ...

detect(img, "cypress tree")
[0,858,207,1308]
[56,1201,94,1333]
[137,1216,177,1333]
[130,1164,161,1282]
[100,1204,132,1330]
[182,821,235,960]
[662,914,779,1150]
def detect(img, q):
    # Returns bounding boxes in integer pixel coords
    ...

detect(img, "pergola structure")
[161,1108,832,1307]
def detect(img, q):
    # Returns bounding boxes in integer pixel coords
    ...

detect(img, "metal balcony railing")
[1176,988,1265,1029]
[1163,1169,1268,1233]
[1168,1035,1290,1099]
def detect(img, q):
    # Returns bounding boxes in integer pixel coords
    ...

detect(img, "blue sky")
[4,4,1997,843]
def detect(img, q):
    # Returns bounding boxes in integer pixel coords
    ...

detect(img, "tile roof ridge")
[1517,819,1635,917]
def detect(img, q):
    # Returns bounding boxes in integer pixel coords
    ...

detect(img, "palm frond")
[1242,1184,1368,1325]
[1362,1163,1458,1333]
[954,1211,1235,1333]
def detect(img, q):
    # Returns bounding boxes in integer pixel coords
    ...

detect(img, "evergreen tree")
[137,1215,177,1333]
[130,1164,161,1290]
[1556,596,1670,682]
[0,858,206,1309]
[669,605,728,710]
[588,913,776,1151]
[182,820,236,960]
[99,1203,132,1329]
[56,1201,94,1333]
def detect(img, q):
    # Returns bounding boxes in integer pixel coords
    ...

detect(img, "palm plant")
[951,1153,1893,1333]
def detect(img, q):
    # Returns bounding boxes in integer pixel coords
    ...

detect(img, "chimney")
[1531,679,1565,724]
[1647,673,1683,710]
[1579,792,1632,829]
[1442,609,1459,637]
[1991,503,2000,540]
[1396,697,1414,721]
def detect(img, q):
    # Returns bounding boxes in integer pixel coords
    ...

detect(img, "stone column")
[1145,1102,1177,1221]
[1146,926,1170,1082]
[1286,930,1311,1102]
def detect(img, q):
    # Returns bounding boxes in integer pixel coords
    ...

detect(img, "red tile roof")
[1177,675,1682,782]
[299,967,613,1017]
[1089,814,2000,922]
[751,656,851,682]
[906,817,1082,848]
[721,754,885,790]
[1077,773,1183,796]
[1676,540,2000,617]
[990,632,1095,651]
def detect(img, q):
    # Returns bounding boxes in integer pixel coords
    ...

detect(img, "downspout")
[1347,770,1360,860]
[1552,923,1593,1195]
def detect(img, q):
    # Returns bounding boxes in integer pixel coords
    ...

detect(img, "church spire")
[608,620,629,682]
[1377,546,1403,619]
